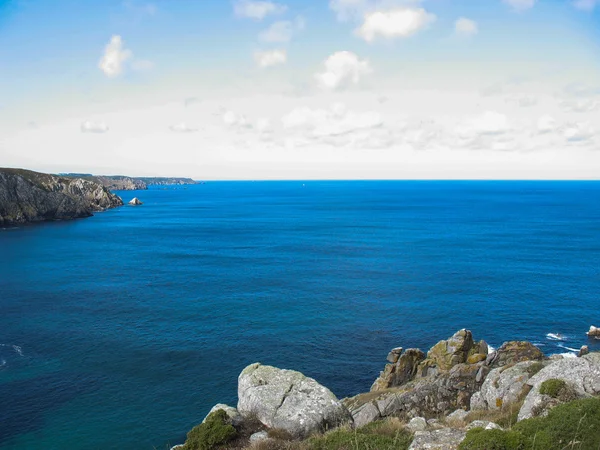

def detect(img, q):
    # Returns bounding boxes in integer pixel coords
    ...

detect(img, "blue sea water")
[1,181,600,449]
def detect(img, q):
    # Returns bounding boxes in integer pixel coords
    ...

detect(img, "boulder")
[372,349,426,391]
[518,353,600,421]
[407,417,428,432]
[237,363,352,438]
[579,345,590,357]
[470,360,540,411]
[427,329,474,371]
[350,401,381,428]
[466,420,502,431]
[129,197,143,205]
[408,428,466,450]
[202,403,243,427]
[489,341,544,368]
[249,431,269,443]
[446,409,468,424]
[587,326,600,337]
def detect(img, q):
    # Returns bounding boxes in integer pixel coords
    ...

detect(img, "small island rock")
[129,197,143,205]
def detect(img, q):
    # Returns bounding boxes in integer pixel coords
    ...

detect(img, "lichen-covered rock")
[489,341,544,368]
[350,401,381,428]
[470,360,539,411]
[237,363,352,438]
[387,347,403,363]
[446,409,468,424]
[427,330,474,371]
[249,431,269,443]
[518,353,600,421]
[408,428,466,450]
[372,349,426,391]
[202,404,243,427]
[407,417,428,432]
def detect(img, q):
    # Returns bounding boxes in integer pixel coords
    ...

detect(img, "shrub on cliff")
[306,420,413,450]
[459,397,600,450]
[183,409,237,450]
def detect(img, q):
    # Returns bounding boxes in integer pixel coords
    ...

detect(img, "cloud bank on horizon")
[0,0,599,179]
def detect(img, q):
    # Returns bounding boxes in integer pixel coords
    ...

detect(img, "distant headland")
[0,168,197,226]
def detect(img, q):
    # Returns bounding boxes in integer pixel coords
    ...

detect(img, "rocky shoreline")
[59,173,198,190]
[174,329,600,450]
[0,168,123,226]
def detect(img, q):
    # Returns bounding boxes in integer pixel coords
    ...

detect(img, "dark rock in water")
[128,197,143,206]
[587,326,600,337]
[0,168,123,226]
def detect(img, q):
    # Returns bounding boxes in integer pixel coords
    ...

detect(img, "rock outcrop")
[470,360,542,411]
[587,326,600,338]
[408,428,466,450]
[237,363,352,438]
[518,352,600,420]
[129,197,143,206]
[487,341,544,368]
[0,168,123,226]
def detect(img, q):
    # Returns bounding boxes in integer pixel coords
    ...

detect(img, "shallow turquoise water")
[1,181,599,449]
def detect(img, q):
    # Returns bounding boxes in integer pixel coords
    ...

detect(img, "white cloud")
[315,51,372,90]
[234,0,287,20]
[503,0,536,11]
[454,17,478,37]
[537,115,556,133]
[255,118,273,134]
[81,120,109,133]
[98,35,132,78]
[223,110,251,128]
[356,8,435,42]
[564,122,594,142]
[254,49,287,68]
[573,0,599,11]
[281,103,386,148]
[561,98,598,112]
[457,111,510,144]
[259,17,304,43]
[170,122,198,133]
[329,0,369,21]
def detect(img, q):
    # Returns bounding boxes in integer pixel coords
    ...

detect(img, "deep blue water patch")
[1,181,599,449]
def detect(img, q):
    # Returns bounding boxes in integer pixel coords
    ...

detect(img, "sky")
[0,0,599,179]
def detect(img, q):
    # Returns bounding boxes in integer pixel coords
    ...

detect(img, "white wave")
[0,344,24,356]
[557,343,579,353]
[546,333,567,341]
[559,352,577,359]
[487,345,496,354]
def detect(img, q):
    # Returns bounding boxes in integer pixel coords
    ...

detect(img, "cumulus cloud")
[469,111,510,135]
[454,17,478,37]
[564,122,594,142]
[561,98,598,112]
[223,110,251,128]
[356,8,435,42]
[537,115,556,134]
[254,49,287,68]
[234,0,287,20]
[259,17,304,43]
[81,120,109,133]
[281,103,387,148]
[573,0,599,11]
[503,0,536,11]
[170,122,198,133]
[98,35,132,78]
[315,51,372,90]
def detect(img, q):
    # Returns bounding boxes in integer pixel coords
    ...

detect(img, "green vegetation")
[466,401,524,430]
[539,379,567,398]
[305,420,413,450]
[183,410,238,450]
[459,397,600,450]
[524,362,545,377]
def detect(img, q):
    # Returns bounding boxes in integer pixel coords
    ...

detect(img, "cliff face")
[138,177,197,186]
[0,168,123,226]
[60,174,148,191]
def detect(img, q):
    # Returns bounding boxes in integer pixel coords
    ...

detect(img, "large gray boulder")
[408,428,466,450]
[237,363,352,438]
[518,353,600,420]
[470,360,541,411]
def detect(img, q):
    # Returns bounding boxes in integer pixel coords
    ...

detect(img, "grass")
[459,397,600,450]
[182,410,237,450]
[466,400,525,430]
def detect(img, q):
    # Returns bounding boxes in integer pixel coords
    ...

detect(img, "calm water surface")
[1,181,599,449]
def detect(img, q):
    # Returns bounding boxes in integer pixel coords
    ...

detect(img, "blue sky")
[0,0,599,179]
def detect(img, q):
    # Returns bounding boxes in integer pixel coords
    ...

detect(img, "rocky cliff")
[173,329,600,450]
[0,168,123,226]
[60,174,197,189]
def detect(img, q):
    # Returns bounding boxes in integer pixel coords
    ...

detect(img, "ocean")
[1,181,599,449]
